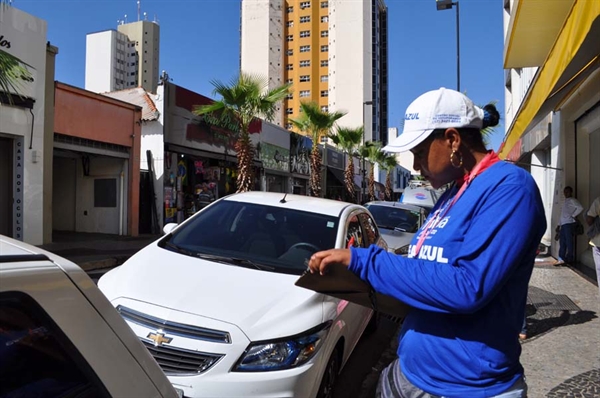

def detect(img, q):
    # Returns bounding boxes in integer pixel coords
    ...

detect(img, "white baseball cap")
[383,87,484,153]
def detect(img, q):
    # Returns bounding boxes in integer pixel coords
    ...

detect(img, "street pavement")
[38,233,600,397]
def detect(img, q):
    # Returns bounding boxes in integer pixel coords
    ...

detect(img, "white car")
[98,192,387,398]
[0,235,178,398]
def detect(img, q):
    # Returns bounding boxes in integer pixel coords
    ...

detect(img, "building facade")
[240,0,389,145]
[501,0,600,276]
[85,20,160,94]
[0,5,53,245]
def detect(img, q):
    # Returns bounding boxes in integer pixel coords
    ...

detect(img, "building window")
[286,123,293,129]
[321,16,328,23]
[300,45,310,53]
[321,30,328,37]
[321,106,329,112]
[286,108,293,115]
[286,93,294,99]
[286,78,293,84]
[320,90,328,97]
[286,49,294,56]
[321,1,328,7]
[299,90,310,97]
[320,75,328,82]
[287,6,293,12]
[286,35,294,42]
[300,16,311,23]
[321,45,328,52]
[321,60,329,67]
[299,75,310,82]
[286,64,294,70]
[300,1,310,9]
[286,21,294,27]
[299,60,310,67]
[300,30,310,38]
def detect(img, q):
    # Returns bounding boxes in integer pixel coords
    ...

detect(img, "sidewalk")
[38,231,160,271]
[358,256,600,398]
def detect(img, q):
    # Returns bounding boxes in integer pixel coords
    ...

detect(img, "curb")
[79,258,119,272]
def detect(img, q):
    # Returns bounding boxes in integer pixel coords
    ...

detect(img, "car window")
[0,292,109,398]
[366,205,421,233]
[164,200,338,275]
[358,213,379,246]
[345,215,366,248]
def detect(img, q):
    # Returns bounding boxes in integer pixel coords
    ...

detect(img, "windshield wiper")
[195,252,276,272]
[165,241,195,256]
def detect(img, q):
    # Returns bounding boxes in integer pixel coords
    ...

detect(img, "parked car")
[98,192,388,398]
[364,201,430,255]
[399,183,442,212]
[0,235,179,398]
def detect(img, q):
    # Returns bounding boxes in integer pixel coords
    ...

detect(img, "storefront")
[162,83,262,223]
[289,133,311,195]
[325,147,346,200]
[259,122,291,193]
[0,6,47,244]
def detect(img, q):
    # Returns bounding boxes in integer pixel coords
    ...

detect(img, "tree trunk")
[344,161,355,202]
[235,130,255,192]
[369,166,375,201]
[385,172,393,201]
[310,145,322,197]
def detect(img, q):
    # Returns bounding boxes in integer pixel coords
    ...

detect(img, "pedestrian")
[585,195,600,293]
[307,88,546,397]
[557,186,583,265]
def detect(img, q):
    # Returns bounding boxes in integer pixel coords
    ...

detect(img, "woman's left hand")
[308,249,351,275]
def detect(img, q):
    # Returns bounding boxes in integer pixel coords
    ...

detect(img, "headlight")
[232,322,331,372]
[394,244,410,256]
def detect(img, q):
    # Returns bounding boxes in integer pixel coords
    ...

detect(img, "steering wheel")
[288,242,320,253]
[396,222,414,232]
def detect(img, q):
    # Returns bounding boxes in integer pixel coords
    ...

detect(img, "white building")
[501,0,600,275]
[240,0,389,145]
[0,5,51,245]
[85,19,160,94]
[375,127,412,198]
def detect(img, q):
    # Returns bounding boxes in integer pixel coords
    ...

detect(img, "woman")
[308,88,546,397]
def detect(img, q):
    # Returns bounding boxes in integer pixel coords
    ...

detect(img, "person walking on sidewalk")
[557,186,583,265]
[585,196,600,293]
[308,88,546,398]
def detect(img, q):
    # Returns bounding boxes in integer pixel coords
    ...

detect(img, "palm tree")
[358,141,382,202]
[328,126,363,202]
[193,73,290,192]
[380,153,398,201]
[289,102,346,197]
[1,2,32,101]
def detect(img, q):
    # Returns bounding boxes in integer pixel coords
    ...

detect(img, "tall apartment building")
[241,0,389,145]
[85,19,160,94]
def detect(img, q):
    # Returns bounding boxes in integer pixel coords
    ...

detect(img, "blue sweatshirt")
[349,161,546,397]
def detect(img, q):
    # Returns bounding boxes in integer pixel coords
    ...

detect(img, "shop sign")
[13,137,24,241]
[258,142,289,172]
[326,148,344,170]
[290,133,311,175]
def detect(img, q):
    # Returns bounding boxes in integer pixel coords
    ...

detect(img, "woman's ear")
[444,128,462,151]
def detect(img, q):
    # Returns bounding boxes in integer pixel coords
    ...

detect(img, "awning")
[499,1,600,159]
[327,167,346,187]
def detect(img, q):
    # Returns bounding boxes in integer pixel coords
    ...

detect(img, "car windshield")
[160,200,338,275]
[366,205,420,232]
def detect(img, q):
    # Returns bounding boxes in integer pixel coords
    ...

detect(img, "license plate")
[174,387,184,398]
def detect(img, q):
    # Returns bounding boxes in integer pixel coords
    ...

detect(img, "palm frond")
[0,49,33,104]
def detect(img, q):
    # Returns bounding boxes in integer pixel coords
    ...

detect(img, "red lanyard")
[412,151,500,257]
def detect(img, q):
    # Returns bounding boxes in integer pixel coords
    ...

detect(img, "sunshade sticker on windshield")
[327,221,335,228]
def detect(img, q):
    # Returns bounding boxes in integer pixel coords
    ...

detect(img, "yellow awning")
[500,1,600,159]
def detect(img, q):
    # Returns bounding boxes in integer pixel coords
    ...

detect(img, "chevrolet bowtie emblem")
[147,331,173,346]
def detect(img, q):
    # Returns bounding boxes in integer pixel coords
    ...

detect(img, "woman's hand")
[308,249,352,275]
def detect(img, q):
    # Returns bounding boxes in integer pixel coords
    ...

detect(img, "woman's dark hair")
[482,104,500,129]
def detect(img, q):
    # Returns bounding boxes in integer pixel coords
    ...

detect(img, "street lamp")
[436,0,460,92]
[362,100,373,203]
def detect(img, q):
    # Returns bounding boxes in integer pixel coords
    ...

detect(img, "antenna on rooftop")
[124,14,128,23]
[144,12,148,21]
[137,0,141,22]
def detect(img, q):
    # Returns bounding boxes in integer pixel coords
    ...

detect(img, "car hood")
[378,229,414,250]
[98,243,324,338]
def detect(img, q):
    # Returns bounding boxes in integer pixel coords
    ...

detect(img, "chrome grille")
[117,305,231,343]
[141,340,223,375]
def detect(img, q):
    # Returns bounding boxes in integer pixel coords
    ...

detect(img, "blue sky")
[16,0,506,151]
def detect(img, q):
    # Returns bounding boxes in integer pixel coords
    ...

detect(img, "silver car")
[364,201,430,255]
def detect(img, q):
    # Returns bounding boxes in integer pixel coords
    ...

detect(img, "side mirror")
[163,223,178,235]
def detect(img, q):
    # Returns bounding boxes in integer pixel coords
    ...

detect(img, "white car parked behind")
[99,192,387,398]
